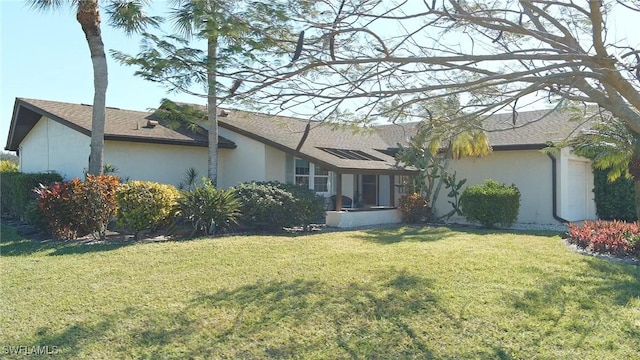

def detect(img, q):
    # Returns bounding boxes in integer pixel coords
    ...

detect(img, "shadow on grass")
[20,270,520,359]
[1,225,133,257]
[506,254,640,350]
[352,225,563,245]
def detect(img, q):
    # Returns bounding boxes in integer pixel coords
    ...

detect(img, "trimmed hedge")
[1,172,63,222]
[116,181,180,238]
[233,181,325,231]
[460,179,521,228]
[593,168,637,222]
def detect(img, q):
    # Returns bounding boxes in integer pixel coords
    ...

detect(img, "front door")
[362,175,378,206]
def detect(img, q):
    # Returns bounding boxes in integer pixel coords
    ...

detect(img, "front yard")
[1,225,639,358]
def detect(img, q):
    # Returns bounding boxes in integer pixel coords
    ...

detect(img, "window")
[294,158,330,194]
[395,175,411,194]
[295,158,310,187]
[313,164,329,192]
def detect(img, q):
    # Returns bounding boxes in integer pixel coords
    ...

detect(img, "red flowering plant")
[567,220,640,258]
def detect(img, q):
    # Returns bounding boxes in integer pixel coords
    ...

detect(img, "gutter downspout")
[547,153,570,223]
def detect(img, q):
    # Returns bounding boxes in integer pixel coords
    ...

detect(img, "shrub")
[116,181,180,239]
[1,172,63,221]
[398,193,429,223]
[0,160,18,172]
[232,181,325,231]
[592,168,636,222]
[567,220,640,258]
[178,179,241,236]
[460,179,521,228]
[35,175,120,240]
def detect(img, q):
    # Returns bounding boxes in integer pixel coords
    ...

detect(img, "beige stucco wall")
[19,116,90,179]
[434,150,557,224]
[265,145,286,183]
[218,128,266,188]
[104,141,210,186]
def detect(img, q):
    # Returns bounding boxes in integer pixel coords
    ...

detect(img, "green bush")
[398,193,430,223]
[116,181,180,238]
[592,168,637,222]
[178,179,241,236]
[1,172,63,222]
[35,175,120,240]
[460,179,521,228]
[232,182,325,231]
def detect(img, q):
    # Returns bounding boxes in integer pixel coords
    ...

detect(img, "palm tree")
[170,0,221,184]
[29,0,158,175]
[570,115,640,220]
[113,0,304,186]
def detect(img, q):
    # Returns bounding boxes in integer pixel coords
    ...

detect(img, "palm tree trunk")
[635,179,640,221]
[207,34,219,186]
[77,0,106,176]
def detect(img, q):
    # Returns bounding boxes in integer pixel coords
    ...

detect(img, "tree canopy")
[228,0,640,137]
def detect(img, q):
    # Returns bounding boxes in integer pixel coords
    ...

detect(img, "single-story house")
[5,98,598,227]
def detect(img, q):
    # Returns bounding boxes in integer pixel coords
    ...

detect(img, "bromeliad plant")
[178,178,242,237]
[567,220,640,258]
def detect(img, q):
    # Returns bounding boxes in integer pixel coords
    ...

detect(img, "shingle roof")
[6,98,595,174]
[375,108,595,150]
[5,98,236,151]
[216,109,411,174]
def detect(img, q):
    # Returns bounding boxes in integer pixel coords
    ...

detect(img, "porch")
[323,173,412,228]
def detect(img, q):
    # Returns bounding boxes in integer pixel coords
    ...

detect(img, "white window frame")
[293,157,331,195]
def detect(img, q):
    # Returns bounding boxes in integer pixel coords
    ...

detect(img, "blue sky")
[0,1,202,151]
[1,2,638,152]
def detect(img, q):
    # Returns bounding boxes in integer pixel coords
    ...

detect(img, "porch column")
[390,175,395,206]
[336,172,343,210]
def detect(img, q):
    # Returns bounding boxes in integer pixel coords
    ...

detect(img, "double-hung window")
[294,158,330,194]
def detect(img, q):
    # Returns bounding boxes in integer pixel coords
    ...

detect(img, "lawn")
[1,225,639,359]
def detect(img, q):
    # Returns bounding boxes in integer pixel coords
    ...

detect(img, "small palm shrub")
[398,193,429,223]
[460,179,521,228]
[116,181,180,239]
[178,179,241,236]
[35,175,120,240]
[232,182,325,231]
[568,220,640,258]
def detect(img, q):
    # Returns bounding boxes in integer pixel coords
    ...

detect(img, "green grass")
[1,225,639,359]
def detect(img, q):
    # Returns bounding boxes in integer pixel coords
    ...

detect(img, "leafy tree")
[112,0,311,185]
[0,152,18,164]
[29,0,158,175]
[241,1,640,146]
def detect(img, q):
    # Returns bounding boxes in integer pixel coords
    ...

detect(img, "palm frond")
[105,0,162,35]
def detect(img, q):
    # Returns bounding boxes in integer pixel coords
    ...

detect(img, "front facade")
[6,98,599,226]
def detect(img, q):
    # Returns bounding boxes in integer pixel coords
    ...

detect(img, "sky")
[1,1,638,153]
[0,1,203,152]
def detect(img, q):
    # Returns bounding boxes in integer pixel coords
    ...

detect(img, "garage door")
[567,160,589,221]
